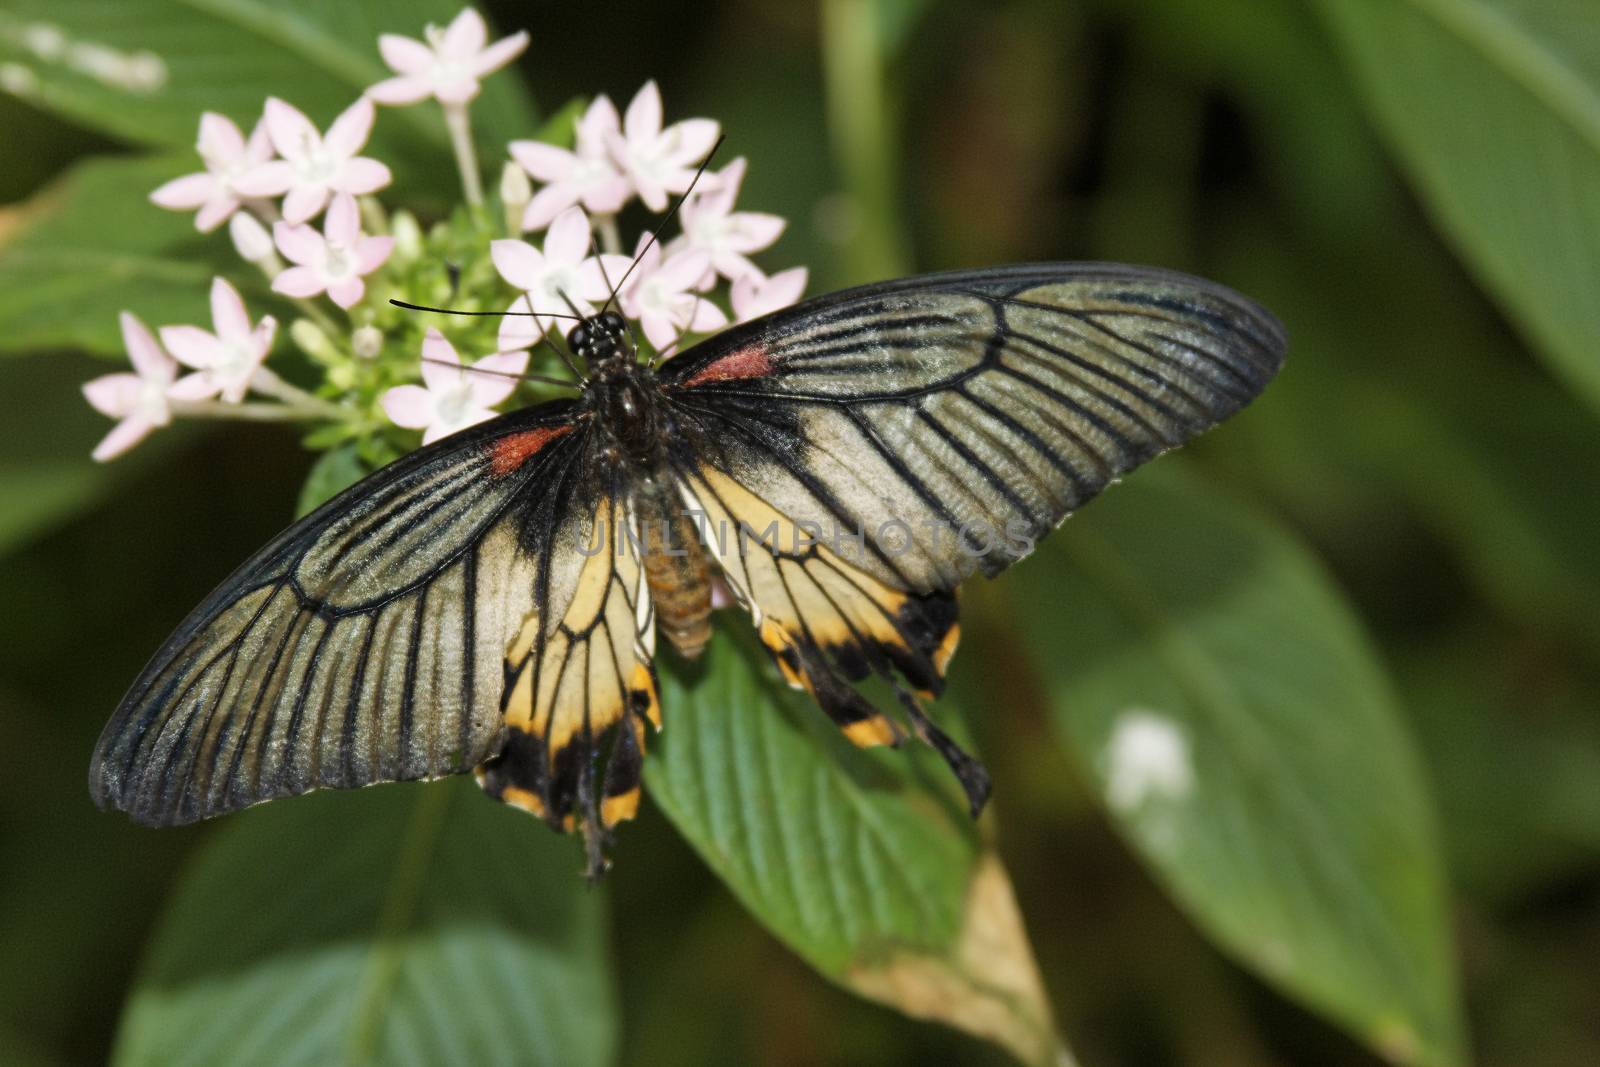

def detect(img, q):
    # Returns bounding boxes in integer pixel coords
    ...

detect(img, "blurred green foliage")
[1,1,1597,1066]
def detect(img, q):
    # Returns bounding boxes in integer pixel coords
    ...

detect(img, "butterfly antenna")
[599,133,726,317]
[390,298,583,320]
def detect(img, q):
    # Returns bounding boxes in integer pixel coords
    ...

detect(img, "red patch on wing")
[489,424,574,476]
[681,344,776,388]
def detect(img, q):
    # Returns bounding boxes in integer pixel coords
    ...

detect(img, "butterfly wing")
[89,401,609,828]
[662,263,1286,807]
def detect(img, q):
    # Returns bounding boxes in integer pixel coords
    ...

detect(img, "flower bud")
[500,161,532,233]
[351,325,384,360]
[390,210,423,262]
[290,319,340,365]
[229,212,275,263]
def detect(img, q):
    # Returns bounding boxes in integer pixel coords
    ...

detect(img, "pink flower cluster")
[496,81,808,353]
[83,279,277,460]
[88,7,809,457]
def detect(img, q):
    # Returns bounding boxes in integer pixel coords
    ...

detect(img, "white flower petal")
[83,373,142,418]
[324,193,360,244]
[325,97,375,159]
[510,140,575,182]
[160,325,225,370]
[471,31,528,77]
[543,206,592,265]
[336,157,392,195]
[441,7,488,60]
[281,183,329,224]
[420,328,462,391]
[366,75,433,106]
[194,196,240,233]
[120,312,172,382]
[356,235,394,273]
[521,183,579,232]
[271,265,326,298]
[273,221,323,266]
[263,97,319,161]
[381,384,436,429]
[232,159,296,197]
[491,239,546,289]
[92,415,156,462]
[196,112,246,165]
[210,276,251,341]
[328,278,365,309]
[167,372,222,402]
[149,172,214,211]
[378,34,433,75]
[624,80,662,141]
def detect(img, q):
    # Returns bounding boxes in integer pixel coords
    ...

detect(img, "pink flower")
[605,81,719,212]
[676,157,785,284]
[235,97,392,223]
[368,8,528,106]
[491,206,629,350]
[510,95,631,231]
[82,313,177,461]
[731,266,808,324]
[149,113,274,232]
[381,329,529,444]
[160,278,277,403]
[271,193,393,309]
[619,239,727,350]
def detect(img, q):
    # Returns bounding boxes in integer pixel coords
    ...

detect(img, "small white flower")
[605,81,719,212]
[271,193,394,309]
[149,112,274,232]
[381,329,529,444]
[491,206,629,350]
[620,239,727,351]
[677,157,785,284]
[367,7,528,107]
[159,277,277,404]
[235,97,392,224]
[82,313,177,461]
[730,266,808,324]
[510,94,631,232]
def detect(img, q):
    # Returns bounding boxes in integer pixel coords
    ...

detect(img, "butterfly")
[89,260,1285,876]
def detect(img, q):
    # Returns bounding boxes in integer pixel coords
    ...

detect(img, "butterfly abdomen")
[635,474,713,659]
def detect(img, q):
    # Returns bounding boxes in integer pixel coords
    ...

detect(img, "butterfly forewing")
[89,403,590,826]
[662,264,1284,798]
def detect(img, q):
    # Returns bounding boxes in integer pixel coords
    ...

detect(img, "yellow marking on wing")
[843,717,899,747]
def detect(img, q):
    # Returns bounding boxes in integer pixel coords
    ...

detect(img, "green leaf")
[1020,464,1464,1067]
[0,152,269,356]
[0,1,538,204]
[648,629,1064,1067]
[0,461,106,556]
[295,443,369,518]
[114,780,616,1067]
[1315,0,1600,415]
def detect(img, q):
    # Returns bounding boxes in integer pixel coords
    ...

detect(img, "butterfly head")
[567,311,632,372]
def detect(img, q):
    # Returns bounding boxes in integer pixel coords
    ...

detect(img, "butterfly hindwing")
[664,263,1285,802]
[89,402,594,827]
[480,481,661,861]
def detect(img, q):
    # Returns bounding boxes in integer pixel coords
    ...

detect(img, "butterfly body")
[91,263,1286,876]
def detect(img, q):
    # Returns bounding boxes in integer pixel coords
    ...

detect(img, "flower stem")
[820,0,912,280]
[443,102,483,207]
[292,296,343,337]
[595,213,623,257]
[250,366,346,419]
[170,400,320,422]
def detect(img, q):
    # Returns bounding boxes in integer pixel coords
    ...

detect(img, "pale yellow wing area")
[477,490,660,866]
